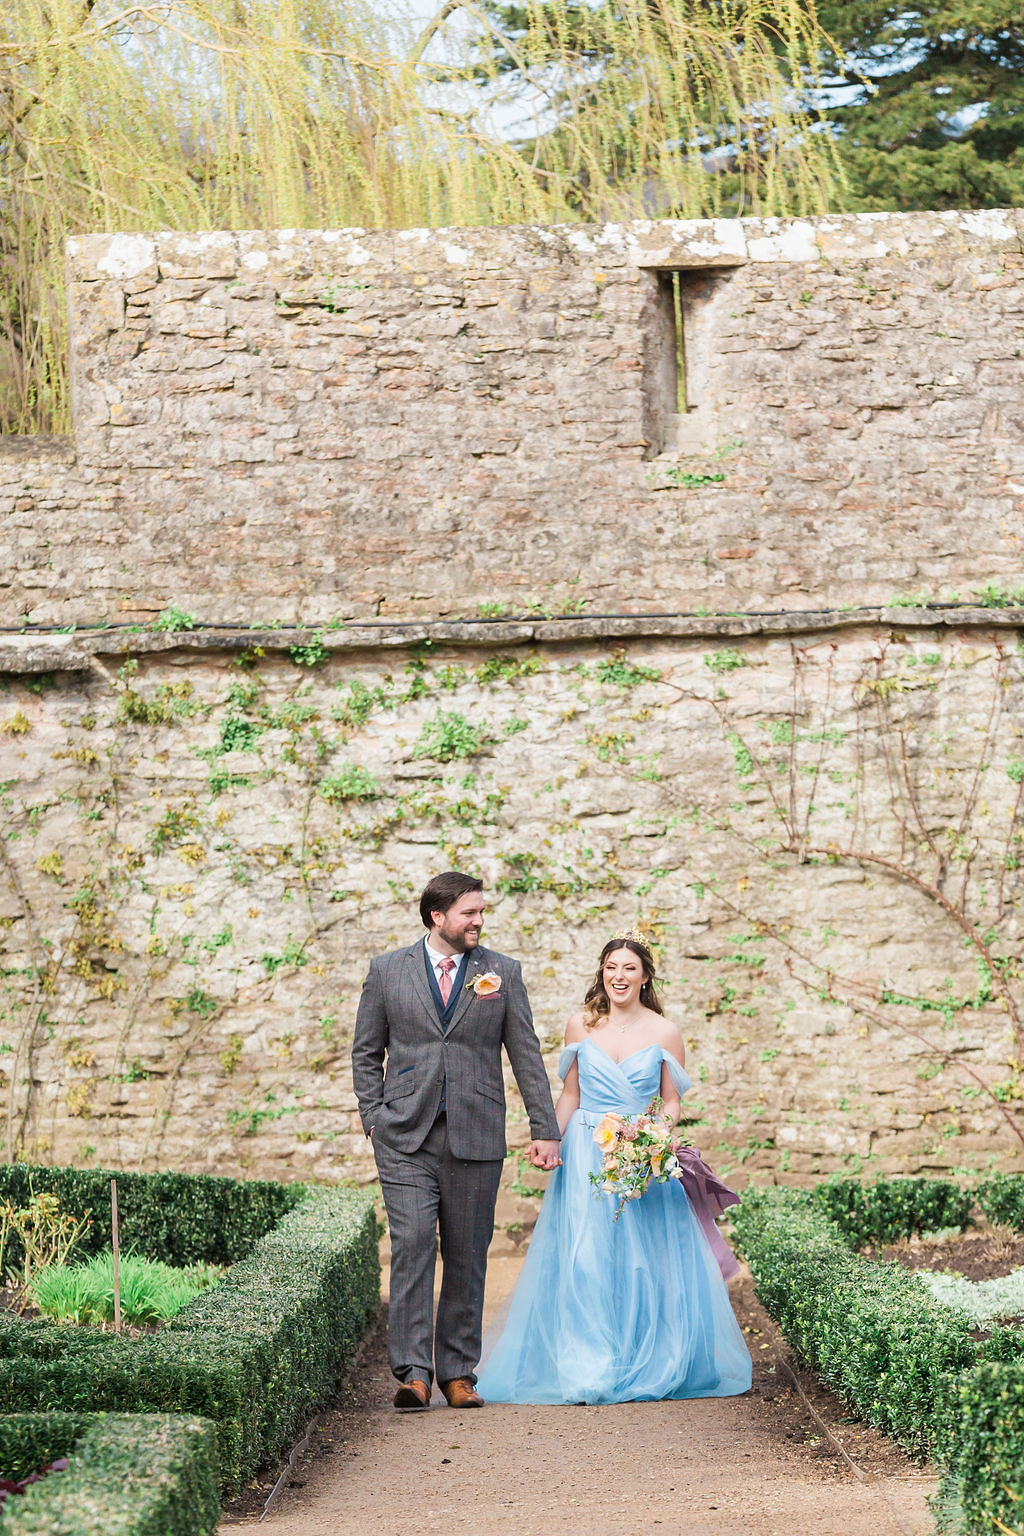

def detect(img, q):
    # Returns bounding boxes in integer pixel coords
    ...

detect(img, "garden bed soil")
[729,1271,921,1479]
[864,1224,1024,1340]
[0,1287,39,1319]
[867,1225,1024,1281]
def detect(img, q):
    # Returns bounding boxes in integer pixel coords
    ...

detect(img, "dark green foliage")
[814,2,1024,210]
[0,1181,379,1495]
[974,1326,1024,1366]
[0,1414,219,1536]
[0,1162,300,1272]
[0,1413,91,1481]
[945,1362,1024,1536]
[736,1180,1024,1532]
[218,716,262,753]
[975,1173,1024,1232]
[732,1186,974,1452]
[811,1176,972,1247]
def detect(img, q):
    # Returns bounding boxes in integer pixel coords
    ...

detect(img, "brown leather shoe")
[393,1378,431,1410]
[440,1377,484,1408]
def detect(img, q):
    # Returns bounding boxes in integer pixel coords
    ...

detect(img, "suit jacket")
[352,939,560,1160]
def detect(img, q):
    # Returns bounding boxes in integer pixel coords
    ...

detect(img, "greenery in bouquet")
[589,1101,689,1220]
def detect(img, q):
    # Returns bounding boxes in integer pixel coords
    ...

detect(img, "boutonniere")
[465,971,502,997]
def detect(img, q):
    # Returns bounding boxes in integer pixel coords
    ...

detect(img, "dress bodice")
[559,1038,691,1121]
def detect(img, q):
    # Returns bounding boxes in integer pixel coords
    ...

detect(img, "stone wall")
[2,614,1023,1186]
[1,209,1023,627]
[2,208,1024,1188]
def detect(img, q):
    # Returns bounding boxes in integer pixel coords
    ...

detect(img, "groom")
[352,871,561,1410]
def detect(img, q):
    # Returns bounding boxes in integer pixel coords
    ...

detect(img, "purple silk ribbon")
[674,1147,741,1282]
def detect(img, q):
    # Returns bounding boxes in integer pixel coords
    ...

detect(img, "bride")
[476,930,752,1404]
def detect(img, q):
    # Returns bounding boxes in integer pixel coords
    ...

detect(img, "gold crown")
[612,926,651,947]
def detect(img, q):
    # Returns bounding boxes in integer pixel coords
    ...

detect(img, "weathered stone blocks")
[1,620,1022,1182]
[3,211,1021,625]
[2,210,1024,1181]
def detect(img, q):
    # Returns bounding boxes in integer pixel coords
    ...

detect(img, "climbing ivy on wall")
[0,643,641,1165]
[658,633,1024,1169]
[1,630,1023,1179]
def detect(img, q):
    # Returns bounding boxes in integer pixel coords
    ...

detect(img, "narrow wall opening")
[641,266,733,457]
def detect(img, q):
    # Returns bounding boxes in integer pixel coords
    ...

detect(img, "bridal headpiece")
[611,925,651,948]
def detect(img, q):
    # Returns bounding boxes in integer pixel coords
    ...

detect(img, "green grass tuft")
[29,1251,223,1327]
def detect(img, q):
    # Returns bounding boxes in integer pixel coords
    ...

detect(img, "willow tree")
[451,0,845,219]
[0,0,842,433]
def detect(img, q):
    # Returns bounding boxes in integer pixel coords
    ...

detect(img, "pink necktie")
[438,957,455,1006]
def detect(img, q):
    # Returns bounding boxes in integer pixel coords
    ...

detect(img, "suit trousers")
[374,1115,503,1386]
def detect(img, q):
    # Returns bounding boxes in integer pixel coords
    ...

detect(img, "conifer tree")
[814,1,1024,209]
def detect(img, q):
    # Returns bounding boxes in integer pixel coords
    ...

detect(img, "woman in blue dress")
[477,931,752,1405]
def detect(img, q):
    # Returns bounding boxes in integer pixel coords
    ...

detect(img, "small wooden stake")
[110,1178,121,1334]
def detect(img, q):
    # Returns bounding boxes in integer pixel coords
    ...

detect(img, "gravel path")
[222,1254,937,1536]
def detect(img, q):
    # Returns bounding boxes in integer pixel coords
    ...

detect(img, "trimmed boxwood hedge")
[0,1162,301,1269]
[811,1176,972,1248]
[734,1179,1024,1535]
[732,1186,975,1452]
[975,1172,1024,1233]
[0,1411,91,1482]
[946,1360,1024,1534]
[0,1414,219,1536]
[0,1180,380,1497]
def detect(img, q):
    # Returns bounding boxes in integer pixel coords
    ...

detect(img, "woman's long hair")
[582,938,663,1028]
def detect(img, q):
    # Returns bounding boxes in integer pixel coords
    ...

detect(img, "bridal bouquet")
[589,1102,689,1220]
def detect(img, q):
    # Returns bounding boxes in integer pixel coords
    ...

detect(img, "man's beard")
[438,918,481,953]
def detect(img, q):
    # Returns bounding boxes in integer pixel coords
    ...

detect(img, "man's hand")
[526,1139,561,1171]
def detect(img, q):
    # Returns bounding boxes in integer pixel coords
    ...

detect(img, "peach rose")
[472,971,502,997]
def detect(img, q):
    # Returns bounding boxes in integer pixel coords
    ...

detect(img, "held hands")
[526,1139,562,1171]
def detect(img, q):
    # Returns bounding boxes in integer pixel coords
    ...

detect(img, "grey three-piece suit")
[352,938,560,1387]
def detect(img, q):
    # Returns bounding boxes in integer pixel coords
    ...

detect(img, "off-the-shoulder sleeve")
[558,1042,583,1080]
[662,1051,692,1098]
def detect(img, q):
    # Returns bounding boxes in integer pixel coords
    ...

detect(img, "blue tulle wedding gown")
[476,1039,752,1404]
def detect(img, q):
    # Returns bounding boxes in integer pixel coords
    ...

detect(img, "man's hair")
[419,871,484,929]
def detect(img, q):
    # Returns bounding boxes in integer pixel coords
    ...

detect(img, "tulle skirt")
[477,1110,752,1404]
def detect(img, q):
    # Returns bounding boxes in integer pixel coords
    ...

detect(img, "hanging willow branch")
[0,0,843,432]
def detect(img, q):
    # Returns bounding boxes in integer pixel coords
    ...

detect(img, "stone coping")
[61,209,1024,285]
[1,605,1021,674]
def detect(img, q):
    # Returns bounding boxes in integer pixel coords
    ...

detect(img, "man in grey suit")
[352,870,561,1410]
